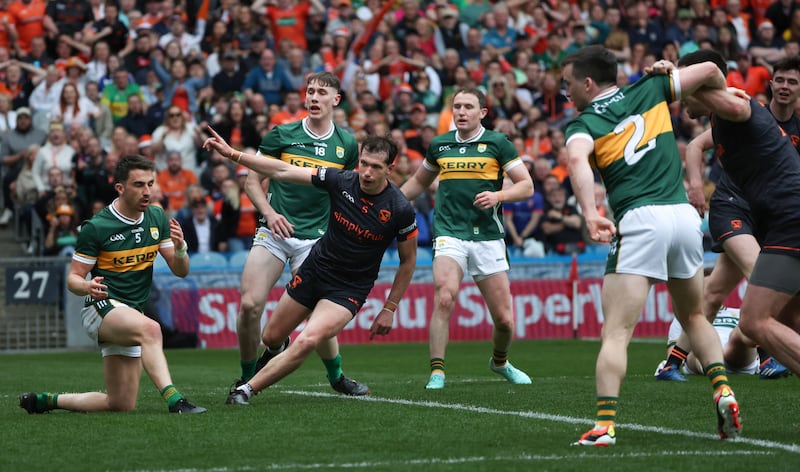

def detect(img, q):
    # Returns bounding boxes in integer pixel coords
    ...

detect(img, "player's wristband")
[175,241,188,258]
[498,191,504,203]
[232,151,242,162]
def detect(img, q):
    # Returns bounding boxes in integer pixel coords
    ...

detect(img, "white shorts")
[433,236,509,281]
[81,304,142,358]
[609,204,703,281]
[251,226,318,274]
[667,307,759,375]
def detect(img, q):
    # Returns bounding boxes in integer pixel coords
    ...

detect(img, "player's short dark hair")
[454,86,487,109]
[307,72,341,94]
[361,135,398,166]
[677,49,728,77]
[773,56,800,75]
[115,155,156,183]
[562,45,618,87]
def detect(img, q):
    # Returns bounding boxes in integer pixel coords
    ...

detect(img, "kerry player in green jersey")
[401,87,535,390]
[231,72,369,397]
[20,155,206,414]
[562,45,739,445]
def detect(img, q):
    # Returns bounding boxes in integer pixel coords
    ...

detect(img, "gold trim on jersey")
[279,152,347,169]
[436,157,500,181]
[592,102,672,169]
[96,245,160,272]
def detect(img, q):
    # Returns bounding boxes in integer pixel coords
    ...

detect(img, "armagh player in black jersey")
[204,129,418,405]
[680,50,800,378]
[665,57,800,381]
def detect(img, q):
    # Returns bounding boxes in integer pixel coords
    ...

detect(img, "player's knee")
[108,396,137,412]
[261,330,284,347]
[239,296,264,320]
[291,333,320,356]
[140,318,163,345]
[492,316,514,333]
[737,316,761,342]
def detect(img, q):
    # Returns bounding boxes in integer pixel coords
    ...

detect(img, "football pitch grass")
[2,339,798,471]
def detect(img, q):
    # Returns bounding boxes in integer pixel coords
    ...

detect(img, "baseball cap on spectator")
[236,166,249,176]
[17,107,31,116]
[333,27,350,38]
[758,21,774,31]
[139,134,152,149]
[440,5,459,18]
[396,83,414,96]
[411,103,426,114]
[56,204,74,216]
[66,57,87,72]
[677,9,695,20]
[251,31,267,43]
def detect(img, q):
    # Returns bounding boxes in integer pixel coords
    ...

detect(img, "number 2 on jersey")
[614,115,655,166]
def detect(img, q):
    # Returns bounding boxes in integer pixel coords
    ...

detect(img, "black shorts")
[708,190,756,253]
[750,252,800,295]
[285,262,372,318]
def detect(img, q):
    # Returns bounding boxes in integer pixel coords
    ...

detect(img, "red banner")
[170,279,748,349]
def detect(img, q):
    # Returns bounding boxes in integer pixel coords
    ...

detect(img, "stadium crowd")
[0,0,798,258]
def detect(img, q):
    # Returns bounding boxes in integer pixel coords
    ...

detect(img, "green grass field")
[2,339,798,471]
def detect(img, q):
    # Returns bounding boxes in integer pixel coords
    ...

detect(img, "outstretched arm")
[370,236,416,340]
[204,127,313,185]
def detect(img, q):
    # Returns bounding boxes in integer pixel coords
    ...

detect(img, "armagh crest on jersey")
[257,119,359,239]
[73,202,172,312]
[565,73,687,219]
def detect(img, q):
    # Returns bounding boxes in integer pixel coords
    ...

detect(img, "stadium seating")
[189,252,229,270]
[227,250,250,269]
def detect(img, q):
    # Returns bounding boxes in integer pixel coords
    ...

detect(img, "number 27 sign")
[5,267,62,305]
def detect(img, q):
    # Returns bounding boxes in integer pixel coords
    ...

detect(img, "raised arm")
[204,127,313,185]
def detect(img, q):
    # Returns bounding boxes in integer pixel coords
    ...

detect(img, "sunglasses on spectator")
[169,112,182,118]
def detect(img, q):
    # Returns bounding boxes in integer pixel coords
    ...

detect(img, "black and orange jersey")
[307,168,417,285]
[711,98,800,255]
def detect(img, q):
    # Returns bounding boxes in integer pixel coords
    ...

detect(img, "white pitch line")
[283,390,800,454]
[133,450,772,472]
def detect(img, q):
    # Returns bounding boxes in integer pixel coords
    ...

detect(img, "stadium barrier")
[0,252,739,352]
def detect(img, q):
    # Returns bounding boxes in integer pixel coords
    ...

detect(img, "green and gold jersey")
[564,73,687,220]
[73,202,172,312]
[424,127,521,241]
[257,119,359,239]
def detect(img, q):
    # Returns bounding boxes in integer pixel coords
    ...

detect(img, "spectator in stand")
[29,66,64,129]
[212,50,246,98]
[667,9,696,48]
[43,203,78,256]
[199,156,233,202]
[533,72,569,126]
[6,0,56,55]
[101,68,143,124]
[725,0,753,51]
[487,75,526,129]
[156,150,198,216]
[282,46,311,92]
[83,1,130,55]
[727,51,772,97]
[252,0,323,51]
[83,80,113,147]
[0,107,46,226]
[47,0,93,39]
[124,28,155,86]
[627,1,664,57]
[749,20,787,64]
[540,186,585,255]
[215,99,261,151]
[32,121,75,196]
[392,0,424,46]
[269,90,308,127]
[152,55,207,116]
[117,94,157,137]
[603,6,630,63]
[151,106,205,175]
[438,4,466,51]
[243,48,294,107]
[173,183,206,223]
[0,61,41,110]
[714,25,743,62]
[179,195,222,254]
[537,32,568,74]
[217,166,257,253]
[50,83,100,130]
[503,178,545,255]
[157,13,201,57]
[362,38,425,103]
[86,41,111,85]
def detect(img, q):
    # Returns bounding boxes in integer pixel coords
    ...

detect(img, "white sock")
[236,383,254,399]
